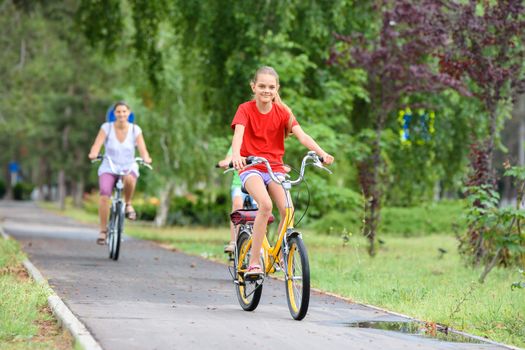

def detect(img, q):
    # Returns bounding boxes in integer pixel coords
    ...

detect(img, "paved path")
[0,201,512,350]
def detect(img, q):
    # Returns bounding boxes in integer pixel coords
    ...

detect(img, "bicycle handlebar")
[223,151,331,186]
[91,155,153,172]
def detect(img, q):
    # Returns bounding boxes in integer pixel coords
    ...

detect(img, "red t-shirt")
[231,100,299,173]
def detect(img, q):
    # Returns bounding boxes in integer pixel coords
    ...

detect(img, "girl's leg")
[267,181,293,237]
[230,195,244,241]
[225,194,244,253]
[244,176,272,271]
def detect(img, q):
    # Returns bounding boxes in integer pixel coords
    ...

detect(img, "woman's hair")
[252,66,295,136]
[113,101,130,110]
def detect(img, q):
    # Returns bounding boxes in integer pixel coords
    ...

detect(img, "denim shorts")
[239,169,285,187]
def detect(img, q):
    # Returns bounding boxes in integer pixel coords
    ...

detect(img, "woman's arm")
[292,125,334,165]
[136,134,152,163]
[88,129,107,160]
[231,124,246,170]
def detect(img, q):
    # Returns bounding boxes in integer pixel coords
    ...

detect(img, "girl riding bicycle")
[218,146,256,253]
[231,66,334,279]
[88,101,152,245]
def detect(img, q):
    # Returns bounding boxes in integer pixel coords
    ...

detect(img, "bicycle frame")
[235,152,330,275]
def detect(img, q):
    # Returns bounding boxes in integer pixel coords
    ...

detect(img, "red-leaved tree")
[329,0,467,256]
[437,0,525,263]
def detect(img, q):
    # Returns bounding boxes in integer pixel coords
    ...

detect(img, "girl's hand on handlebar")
[231,154,246,170]
[88,152,98,160]
[321,153,335,165]
[143,156,152,164]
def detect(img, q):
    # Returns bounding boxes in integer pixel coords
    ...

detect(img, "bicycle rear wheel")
[285,234,310,320]
[235,231,263,311]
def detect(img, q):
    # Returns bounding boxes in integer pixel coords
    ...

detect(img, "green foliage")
[168,191,230,227]
[312,200,466,237]
[511,269,525,291]
[12,182,34,201]
[462,166,525,280]
[0,179,5,199]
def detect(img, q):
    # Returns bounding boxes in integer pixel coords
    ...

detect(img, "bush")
[379,200,466,236]
[0,179,5,199]
[167,191,230,226]
[13,182,34,201]
[311,200,466,237]
[311,210,362,236]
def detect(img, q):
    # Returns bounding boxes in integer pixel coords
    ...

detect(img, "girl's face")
[251,73,279,104]
[114,105,130,123]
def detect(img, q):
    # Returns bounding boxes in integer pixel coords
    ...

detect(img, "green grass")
[42,202,525,348]
[0,238,73,349]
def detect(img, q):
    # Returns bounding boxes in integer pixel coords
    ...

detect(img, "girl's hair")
[113,101,130,110]
[252,66,295,137]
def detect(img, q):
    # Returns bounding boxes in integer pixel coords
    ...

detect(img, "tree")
[330,0,467,255]
[438,0,525,263]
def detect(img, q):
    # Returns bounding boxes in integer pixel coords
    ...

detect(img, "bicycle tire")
[235,231,263,311]
[284,234,310,320]
[107,202,116,259]
[111,201,123,260]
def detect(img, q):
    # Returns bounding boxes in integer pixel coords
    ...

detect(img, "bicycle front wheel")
[235,231,263,311]
[109,201,123,261]
[285,234,310,320]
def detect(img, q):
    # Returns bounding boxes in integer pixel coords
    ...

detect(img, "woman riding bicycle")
[88,101,152,245]
[230,66,334,279]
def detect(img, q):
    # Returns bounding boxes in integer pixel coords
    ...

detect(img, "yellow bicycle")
[226,151,331,320]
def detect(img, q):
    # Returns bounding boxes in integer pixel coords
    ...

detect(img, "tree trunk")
[73,177,84,208]
[58,169,66,210]
[155,180,175,227]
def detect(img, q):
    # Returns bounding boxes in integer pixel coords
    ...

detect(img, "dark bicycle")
[92,155,152,260]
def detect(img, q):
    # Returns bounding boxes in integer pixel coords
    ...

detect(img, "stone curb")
[1,227,103,350]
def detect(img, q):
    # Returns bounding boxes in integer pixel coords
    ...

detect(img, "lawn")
[41,202,525,348]
[0,237,74,350]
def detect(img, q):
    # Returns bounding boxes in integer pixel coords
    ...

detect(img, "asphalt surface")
[0,201,512,350]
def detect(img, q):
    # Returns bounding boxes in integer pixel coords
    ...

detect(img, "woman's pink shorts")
[99,172,137,197]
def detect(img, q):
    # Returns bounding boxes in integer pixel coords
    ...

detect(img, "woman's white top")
[98,122,142,177]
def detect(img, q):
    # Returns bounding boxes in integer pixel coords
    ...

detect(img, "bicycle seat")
[230,209,275,225]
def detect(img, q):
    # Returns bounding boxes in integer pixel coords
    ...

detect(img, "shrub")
[13,182,34,201]
[311,210,362,236]
[0,179,5,198]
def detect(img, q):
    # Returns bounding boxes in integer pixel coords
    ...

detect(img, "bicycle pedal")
[245,274,264,282]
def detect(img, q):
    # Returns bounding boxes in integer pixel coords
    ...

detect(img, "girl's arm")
[88,129,107,160]
[136,134,152,163]
[231,124,246,170]
[292,125,334,165]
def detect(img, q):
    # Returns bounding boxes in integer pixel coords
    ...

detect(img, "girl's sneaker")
[224,241,235,253]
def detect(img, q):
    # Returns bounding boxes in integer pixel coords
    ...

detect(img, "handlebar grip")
[215,164,221,168]
[319,156,324,163]
[227,157,254,169]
